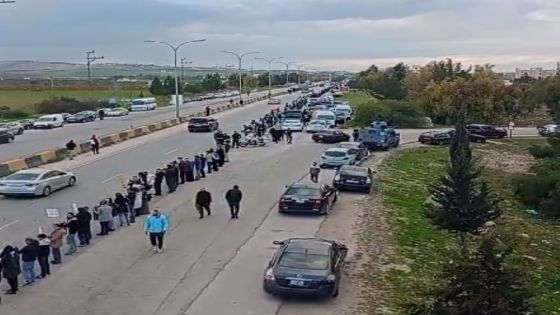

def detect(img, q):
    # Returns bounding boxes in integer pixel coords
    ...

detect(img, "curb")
[0,91,287,177]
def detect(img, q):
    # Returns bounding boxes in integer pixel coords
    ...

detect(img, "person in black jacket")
[178,157,187,184]
[0,246,20,294]
[76,207,92,246]
[164,164,176,193]
[65,139,77,160]
[195,188,212,219]
[37,234,51,278]
[114,193,130,226]
[64,213,79,255]
[232,131,241,149]
[154,168,164,196]
[20,238,39,286]
[225,185,243,219]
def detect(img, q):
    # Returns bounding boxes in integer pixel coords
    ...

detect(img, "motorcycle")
[239,133,267,147]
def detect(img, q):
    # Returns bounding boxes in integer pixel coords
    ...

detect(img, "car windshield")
[189,118,209,124]
[325,151,346,157]
[310,121,325,125]
[5,173,40,181]
[284,120,300,124]
[278,251,329,270]
[131,100,147,105]
[285,187,320,197]
[37,117,54,122]
[317,115,334,120]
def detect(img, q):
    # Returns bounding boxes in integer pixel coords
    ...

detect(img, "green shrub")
[528,145,557,159]
[353,99,427,128]
[514,157,560,218]
[0,106,31,119]
[34,97,104,114]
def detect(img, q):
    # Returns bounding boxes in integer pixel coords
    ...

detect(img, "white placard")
[45,208,61,218]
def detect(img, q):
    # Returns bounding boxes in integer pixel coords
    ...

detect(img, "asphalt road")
[0,87,287,162]
[0,91,542,314]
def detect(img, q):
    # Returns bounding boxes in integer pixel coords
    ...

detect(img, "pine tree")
[426,113,502,251]
[149,76,164,95]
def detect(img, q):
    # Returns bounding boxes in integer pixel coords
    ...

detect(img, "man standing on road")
[205,106,211,116]
[66,140,77,160]
[164,164,175,193]
[144,209,169,253]
[20,238,38,286]
[76,207,92,246]
[90,135,100,155]
[0,246,20,294]
[195,188,212,219]
[37,234,51,279]
[64,213,79,255]
[225,185,243,219]
[178,157,187,184]
[154,168,164,196]
[309,162,321,183]
[185,158,195,182]
[48,224,65,265]
[232,131,241,149]
[94,201,113,236]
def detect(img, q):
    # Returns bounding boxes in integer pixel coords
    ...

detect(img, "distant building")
[514,63,560,79]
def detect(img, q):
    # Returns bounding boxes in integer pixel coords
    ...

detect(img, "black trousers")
[100,221,110,235]
[149,232,164,249]
[179,171,186,184]
[7,277,18,292]
[196,203,211,218]
[232,139,240,148]
[207,162,213,174]
[229,202,240,218]
[38,255,50,277]
[310,174,319,183]
[154,181,162,195]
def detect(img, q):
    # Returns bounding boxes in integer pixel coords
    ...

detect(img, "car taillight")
[265,268,275,281]
[312,198,323,204]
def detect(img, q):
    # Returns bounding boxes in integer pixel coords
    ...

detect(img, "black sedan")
[67,111,96,123]
[312,130,350,143]
[0,130,15,144]
[188,117,219,132]
[263,238,348,298]
[418,130,486,145]
[333,165,373,193]
[466,124,506,139]
[278,183,337,215]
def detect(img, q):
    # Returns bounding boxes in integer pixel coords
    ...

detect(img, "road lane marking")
[0,220,19,231]
[101,173,122,184]
[166,149,179,155]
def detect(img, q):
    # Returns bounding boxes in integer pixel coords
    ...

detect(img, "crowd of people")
[0,96,310,303]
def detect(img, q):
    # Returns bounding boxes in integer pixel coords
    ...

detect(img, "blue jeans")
[118,212,129,226]
[22,261,36,284]
[66,234,77,254]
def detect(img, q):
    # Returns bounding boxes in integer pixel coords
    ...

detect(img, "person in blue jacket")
[144,209,169,253]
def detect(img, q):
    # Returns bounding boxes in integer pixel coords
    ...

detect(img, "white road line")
[0,220,19,231]
[101,173,122,184]
[166,148,179,155]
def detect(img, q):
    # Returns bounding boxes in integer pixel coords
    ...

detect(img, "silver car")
[0,168,77,197]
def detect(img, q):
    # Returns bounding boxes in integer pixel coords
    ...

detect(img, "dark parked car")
[466,124,506,139]
[278,183,338,215]
[19,119,35,130]
[312,130,350,143]
[418,130,487,145]
[336,142,368,161]
[0,130,15,144]
[188,117,219,132]
[333,165,373,193]
[263,238,348,298]
[67,111,96,123]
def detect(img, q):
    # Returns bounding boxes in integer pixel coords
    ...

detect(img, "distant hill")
[0,60,220,79]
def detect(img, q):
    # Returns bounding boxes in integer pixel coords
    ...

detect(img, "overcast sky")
[0,0,559,71]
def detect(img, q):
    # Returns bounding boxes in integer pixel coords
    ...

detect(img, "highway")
[0,90,541,314]
[0,87,287,162]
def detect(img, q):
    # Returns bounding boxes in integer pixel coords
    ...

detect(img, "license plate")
[295,199,305,204]
[346,180,359,183]
[289,280,305,287]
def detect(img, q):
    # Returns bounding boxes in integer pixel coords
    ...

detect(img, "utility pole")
[221,50,259,100]
[49,77,54,103]
[85,50,104,87]
[224,64,234,87]
[145,39,206,119]
[276,61,296,86]
[297,65,307,86]
[255,56,282,97]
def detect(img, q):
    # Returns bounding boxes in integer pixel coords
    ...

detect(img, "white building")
[514,63,559,80]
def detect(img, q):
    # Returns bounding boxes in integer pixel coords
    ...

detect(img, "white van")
[313,110,337,128]
[33,114,65,129]
[129,97,157,111]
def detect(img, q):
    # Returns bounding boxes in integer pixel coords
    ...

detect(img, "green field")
[365,139,560,313]
[0,88,153,112]
[340,90,375,106]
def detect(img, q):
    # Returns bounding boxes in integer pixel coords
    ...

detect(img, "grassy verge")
[340,91,376,106]
[373,139,560,313]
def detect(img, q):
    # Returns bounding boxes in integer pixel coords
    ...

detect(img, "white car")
[320,148,357,168]
[268,98,281,105]
[0,168,77,197]
[33,114,65,129]
[281,119,304,132]
[0,122,24,135]
[104,108,129,117]
[306,120,329,133]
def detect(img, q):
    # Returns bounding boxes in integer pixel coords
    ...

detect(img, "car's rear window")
[310,121,325,125]
[317,115,334,120]
[285,187,320,197]
[325,151,346,157]
[5,173,40,180]
[189,118,209,123]
[278,251,329,270]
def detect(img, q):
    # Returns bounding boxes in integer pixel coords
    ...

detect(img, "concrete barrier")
[0,89,290,176]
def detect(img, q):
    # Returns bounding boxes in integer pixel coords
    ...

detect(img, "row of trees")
[149,72,301,96]
[350,59,558,125]
[406,115,536,313]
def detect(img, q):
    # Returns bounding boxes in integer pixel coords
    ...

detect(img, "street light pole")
[276,61,296,86]
[221,50,259,100]
[180,57,192,81]
[255,56,282,97]
[224,64,234,88]
[85,50,104,87]
[297,64,307,85]
[145,39,206,119]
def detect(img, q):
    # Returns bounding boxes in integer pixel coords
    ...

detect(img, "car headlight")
[264,268,275,281]
[366,178,371,184]
[326,274,336,282]
[334,175,340,181]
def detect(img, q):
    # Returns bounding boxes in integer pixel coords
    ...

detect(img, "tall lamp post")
[276,61,296,86]
[180,58,192,81]
[224,64,234,87]
[297,64,307,85]
[255,56,282,97]
[145,39,206,119]
[221,50,259,100]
